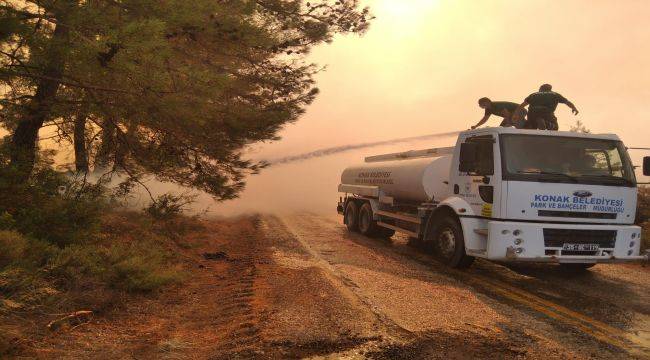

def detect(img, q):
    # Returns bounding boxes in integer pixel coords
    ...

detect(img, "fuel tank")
[340,155,452,202]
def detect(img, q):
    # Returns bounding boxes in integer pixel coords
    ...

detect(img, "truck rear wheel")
[430,216,474,269]
[358,202,379,236]
[344,201,360,232]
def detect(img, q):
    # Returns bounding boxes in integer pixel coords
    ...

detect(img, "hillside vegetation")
[0,164,202,356]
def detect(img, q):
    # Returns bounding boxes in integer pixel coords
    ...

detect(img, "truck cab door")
[455,135,496,217]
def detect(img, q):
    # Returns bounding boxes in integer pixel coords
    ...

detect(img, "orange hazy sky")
[256,0,650,159]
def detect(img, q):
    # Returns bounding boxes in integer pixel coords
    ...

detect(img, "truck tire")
[344,201,360,232]
[358,202,379,236]
[430,216,474,269]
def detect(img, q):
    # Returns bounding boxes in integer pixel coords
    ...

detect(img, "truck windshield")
[500,134,636,186]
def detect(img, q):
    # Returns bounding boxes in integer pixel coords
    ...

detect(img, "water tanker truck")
[337,127,650,269]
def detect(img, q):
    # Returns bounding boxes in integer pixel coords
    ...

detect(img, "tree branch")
[0,69,174,95]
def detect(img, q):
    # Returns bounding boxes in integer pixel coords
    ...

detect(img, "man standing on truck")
[471,97,527,129]
[515,84,579,130]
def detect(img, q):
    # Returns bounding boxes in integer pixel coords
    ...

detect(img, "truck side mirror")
[644,156,650,176]
[459,142,478,172]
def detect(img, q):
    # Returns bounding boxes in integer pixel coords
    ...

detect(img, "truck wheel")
[344,201,360,232]
[407,236,425,249]
[559,263,596,272]
[358,203,379,236]
[431,216,474,268]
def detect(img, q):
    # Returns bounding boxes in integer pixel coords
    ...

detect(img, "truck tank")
[340,155,452,202]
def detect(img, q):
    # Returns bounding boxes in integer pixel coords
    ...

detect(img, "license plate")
[562,243,599,252]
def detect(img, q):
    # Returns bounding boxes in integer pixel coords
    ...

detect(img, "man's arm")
[558,94,579,115]
[471,114,490,129]
[564,100,579,115]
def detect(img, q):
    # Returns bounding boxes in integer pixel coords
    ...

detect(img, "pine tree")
[0,0,372,199]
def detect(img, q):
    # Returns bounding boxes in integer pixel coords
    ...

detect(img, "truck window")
[500,134,636,186]
[459,136,494,176]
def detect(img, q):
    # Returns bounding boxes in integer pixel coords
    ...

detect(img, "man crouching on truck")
[515,84,579,130]
[471,97,527,129]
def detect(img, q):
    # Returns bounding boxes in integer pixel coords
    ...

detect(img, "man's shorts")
[526,109,557,130]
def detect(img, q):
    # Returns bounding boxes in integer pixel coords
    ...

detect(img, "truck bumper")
[484,221,646,263]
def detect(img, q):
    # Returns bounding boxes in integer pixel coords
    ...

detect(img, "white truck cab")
[337,127,649,269]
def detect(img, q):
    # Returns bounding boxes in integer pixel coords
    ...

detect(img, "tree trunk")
[9,21,69,178]
[73,114,89,173]
[94,118,116,172]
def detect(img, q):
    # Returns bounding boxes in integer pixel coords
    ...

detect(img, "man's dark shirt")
[525,91,568,113]
[485,101,519,118]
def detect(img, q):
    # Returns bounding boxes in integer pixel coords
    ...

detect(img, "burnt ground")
[23,213,650,359]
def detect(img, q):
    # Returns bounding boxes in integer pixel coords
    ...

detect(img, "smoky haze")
[203,133,459,216]
[120,131,460,217]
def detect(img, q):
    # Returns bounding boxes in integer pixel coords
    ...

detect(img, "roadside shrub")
[0,232,59,311]
[0,231,28,269]
[0,212,15,230]
[0,231,56,271]
[152,215,206,248]
[0,267,59,313]
[146,193,195,220]
[0,268,31,297]
[48,245,105,284]
[0,168,108,247]
[48,241,182,293]
[106,242,183,292]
